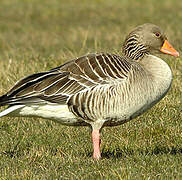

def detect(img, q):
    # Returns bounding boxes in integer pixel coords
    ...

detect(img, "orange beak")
[160,40,179,57]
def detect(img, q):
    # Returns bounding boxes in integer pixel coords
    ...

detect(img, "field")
[0,0,182,179]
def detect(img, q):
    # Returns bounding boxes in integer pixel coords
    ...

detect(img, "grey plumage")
[0,23,179,159]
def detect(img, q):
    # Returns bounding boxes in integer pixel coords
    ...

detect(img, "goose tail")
[0,105,25,118]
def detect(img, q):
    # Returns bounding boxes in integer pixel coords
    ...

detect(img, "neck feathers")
[122,34,148,60]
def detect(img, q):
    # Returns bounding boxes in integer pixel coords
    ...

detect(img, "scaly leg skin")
[92,129,101,160]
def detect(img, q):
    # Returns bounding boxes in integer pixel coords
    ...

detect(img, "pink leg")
[92,129,101,160]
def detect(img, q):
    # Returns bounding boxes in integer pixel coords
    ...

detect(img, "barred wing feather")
[0,53,131,105]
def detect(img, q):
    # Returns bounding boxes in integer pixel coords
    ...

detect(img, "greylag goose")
[0,23,179,160]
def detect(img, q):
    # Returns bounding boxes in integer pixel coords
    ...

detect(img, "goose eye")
[155,32,160,37]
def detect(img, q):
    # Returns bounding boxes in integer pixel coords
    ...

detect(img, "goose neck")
[122,34,149,60]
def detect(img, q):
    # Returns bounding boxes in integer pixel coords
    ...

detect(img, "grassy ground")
[0,0,182,179]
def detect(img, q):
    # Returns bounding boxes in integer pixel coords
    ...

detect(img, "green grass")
[0,0,182,179]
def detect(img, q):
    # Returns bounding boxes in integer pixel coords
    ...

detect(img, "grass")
[0,0,182,179]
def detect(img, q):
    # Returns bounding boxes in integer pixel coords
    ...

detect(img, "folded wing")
[0,53,131,106]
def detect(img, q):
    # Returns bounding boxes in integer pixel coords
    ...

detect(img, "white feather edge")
[0,105,25,117]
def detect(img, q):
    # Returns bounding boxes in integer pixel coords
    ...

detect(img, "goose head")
[122,23,179,60]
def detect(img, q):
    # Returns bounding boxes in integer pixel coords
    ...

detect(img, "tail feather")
[0,105,25,117]
[0,94,46,106]
[0,94,9,106]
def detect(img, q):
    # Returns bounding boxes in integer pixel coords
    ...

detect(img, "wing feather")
[0,53,132,105]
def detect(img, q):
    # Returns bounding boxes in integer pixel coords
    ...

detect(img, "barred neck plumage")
[122,34,149,60]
